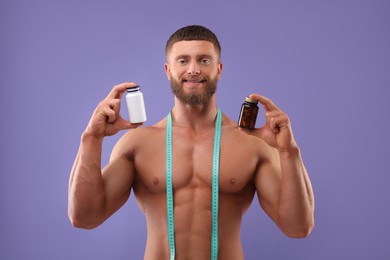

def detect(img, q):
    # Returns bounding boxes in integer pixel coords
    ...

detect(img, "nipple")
[152,177,159,186]
[229,178,236,185]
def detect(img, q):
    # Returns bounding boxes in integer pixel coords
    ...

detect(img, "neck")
[171,97,218,130]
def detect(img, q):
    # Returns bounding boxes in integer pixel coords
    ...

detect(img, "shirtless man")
[68,25,314,259]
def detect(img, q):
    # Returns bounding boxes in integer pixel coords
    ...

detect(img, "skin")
[68,40,315,260]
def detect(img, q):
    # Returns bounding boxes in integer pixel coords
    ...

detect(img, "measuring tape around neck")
[166,108,222,260]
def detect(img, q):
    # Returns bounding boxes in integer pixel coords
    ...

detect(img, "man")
[68,25,314,260]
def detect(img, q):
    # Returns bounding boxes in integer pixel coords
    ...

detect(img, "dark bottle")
[238,97,259,129]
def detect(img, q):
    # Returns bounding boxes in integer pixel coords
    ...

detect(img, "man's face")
[164,40,223,106]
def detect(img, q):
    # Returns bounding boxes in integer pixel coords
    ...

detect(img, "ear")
[217,61,223,79]
[164,63,171,80]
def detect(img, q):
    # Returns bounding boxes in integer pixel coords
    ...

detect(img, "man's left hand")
[246,94,298,152]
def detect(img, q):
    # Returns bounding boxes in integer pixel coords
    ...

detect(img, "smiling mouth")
[183,78,207,84]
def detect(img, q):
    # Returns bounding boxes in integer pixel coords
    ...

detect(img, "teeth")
[183,79,206,84]
[185,80,203,82]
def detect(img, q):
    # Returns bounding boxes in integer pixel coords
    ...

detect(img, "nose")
[187,61,200,75]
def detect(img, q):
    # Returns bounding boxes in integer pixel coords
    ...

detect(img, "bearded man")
[68,25,314,260]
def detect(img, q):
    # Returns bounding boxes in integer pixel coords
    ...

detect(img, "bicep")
[101,135,136,218]
[255,148,282,222]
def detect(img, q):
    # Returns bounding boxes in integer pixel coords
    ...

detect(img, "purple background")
[1,0,389,259]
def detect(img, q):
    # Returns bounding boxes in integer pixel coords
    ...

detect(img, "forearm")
[68,132,107,229]
[277,147,314,237]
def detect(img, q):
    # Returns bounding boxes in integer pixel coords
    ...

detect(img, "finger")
[269,117,281,134]
[265,110,281,119]
[106,99,121,113]
[107,82,137,99]
[112,114,144,130]
[268,113,289,133]
[96,99,120,122]
[101,106,116,123]
[250,94,281,112]
[116,116,135,130]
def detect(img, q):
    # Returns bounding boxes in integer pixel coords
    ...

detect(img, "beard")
[169,74,218,106]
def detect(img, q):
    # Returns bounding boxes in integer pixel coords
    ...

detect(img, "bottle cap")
[245,97,257,104]
[126,85,140,91]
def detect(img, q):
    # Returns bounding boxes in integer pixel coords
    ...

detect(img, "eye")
[177,58,187,65]
[200,58,211,65]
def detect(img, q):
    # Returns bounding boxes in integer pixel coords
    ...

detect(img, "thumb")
[118,116,143,130]
[116,116,132,129]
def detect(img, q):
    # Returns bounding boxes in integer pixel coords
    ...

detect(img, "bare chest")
[134,128,259,194]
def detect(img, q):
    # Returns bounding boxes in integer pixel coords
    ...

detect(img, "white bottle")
[125,85,147,123]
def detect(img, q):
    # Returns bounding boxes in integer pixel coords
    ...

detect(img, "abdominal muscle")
[134,177,255,260]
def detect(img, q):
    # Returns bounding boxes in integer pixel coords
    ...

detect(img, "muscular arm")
[68,82,139,229]
[256,146,314,238]
[249,94,314,237]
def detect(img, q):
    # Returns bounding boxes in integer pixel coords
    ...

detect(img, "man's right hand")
[84,82,141,139]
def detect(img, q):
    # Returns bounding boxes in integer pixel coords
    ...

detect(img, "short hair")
[165,25,221,57]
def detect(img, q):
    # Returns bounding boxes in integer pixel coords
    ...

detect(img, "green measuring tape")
[166,108,222,260]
